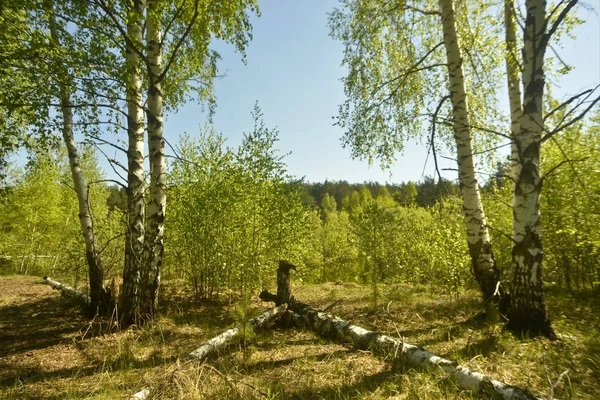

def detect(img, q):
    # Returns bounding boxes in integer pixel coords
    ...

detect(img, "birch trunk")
[290,302,541,400]
[120,0,146,327]
[506,0,555,338]
[141,0,166,319]
[48,5,109,316]
[438,0,503,303]
[504,0,522,185]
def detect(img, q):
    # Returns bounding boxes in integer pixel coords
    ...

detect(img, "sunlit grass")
[0,277,598,399]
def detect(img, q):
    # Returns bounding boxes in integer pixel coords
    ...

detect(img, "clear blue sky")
[164,1,599,184]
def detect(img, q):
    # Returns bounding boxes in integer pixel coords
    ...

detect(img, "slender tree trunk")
[504,0,522,185]
[48,4,109,316]
[141,0,166,319]
[438,0,503,304]
[506,0,555,338]
[120,0,146,327]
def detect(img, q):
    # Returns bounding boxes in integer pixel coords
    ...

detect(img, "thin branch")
[371,42,444,96]
[159,0,201,81]
[94,0,148,66]
[436,116,512,140]
[162,0,189,45]
[470,142,513,157]
[542,0,579,50]
[85,135,128,153]
[542,93,600,141]
[549,135,586,188]
[93,144,128,182]
[108,158,129,174]
[485,223,517,244]
[400,4,440,16]
[548,44,572,71]
[544,87,596,121]
[543,157,588,180]
[88,179,127,190]
[369,63,447,111]
[97,232,127,257]
[52,102,129,119]
[430,95,451,184]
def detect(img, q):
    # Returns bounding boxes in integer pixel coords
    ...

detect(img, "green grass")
[0,277,598,399]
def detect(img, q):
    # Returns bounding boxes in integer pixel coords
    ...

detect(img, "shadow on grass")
[0,349,177,387]
[0,296,88,358]
[239,349,353,374]
[284,370,395,399]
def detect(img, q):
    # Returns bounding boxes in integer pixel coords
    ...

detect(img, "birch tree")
[47,6,111,315]
[504,0,600,337]
[437,0,504,305]
[93,0,260,322]
[120,0,146,326]
[329,0,505,305]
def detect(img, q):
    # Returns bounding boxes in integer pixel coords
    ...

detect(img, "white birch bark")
[43,277,91,306]
[186,304,288,360]
[438,0,502,302]
[120,0,146,326]
[507,0,554,337]
[48,4,108,315]
[292,303,542,400]
[142,0,166,318]
[131,304,288,400]
[504,0,523,186]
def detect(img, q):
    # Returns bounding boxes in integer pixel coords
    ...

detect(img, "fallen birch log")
[289,302,541,400]
[259,262,543,400]
[43,276,91,306]
[130,303,287,400]
[186,303,287,360]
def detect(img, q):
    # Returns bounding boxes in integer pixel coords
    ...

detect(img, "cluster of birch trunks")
[43,263,544,400]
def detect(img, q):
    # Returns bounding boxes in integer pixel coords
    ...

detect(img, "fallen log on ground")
[43,276,91,306]
[289,302,541,400]
[259,261,543,400]
[130,303,287,400]
[186,303,287,360]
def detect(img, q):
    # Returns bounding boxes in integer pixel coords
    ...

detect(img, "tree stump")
[276,260,296,305]
[260,260,297,306]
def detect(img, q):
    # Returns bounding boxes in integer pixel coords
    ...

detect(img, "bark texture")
[504,0,523,186]
[120,0,146,327]
[141,0,166,319]
[276,260,296,306]
[43,277,91,306]
[506,0,555,338]
[48,6,109,316]
[290,302,541,400]
[437,0,503,304]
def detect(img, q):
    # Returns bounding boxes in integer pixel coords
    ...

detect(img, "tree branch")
[162,0,189,45]
[543,157,588,180]
[85,135,128,154]
[541,0,579,50]
[542,92,600,142]
[430,95,451,184]
[93,0,148,66]
[159,0,201,81]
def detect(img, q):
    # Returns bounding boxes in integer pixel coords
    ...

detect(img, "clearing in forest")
[0,275,598,399]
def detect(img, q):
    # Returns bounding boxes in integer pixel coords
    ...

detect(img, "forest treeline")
[2,109,598,300]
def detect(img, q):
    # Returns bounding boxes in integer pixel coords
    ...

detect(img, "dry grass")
[0,276,598,399]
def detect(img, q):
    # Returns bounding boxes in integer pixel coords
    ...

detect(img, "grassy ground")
[0,276,598,399]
